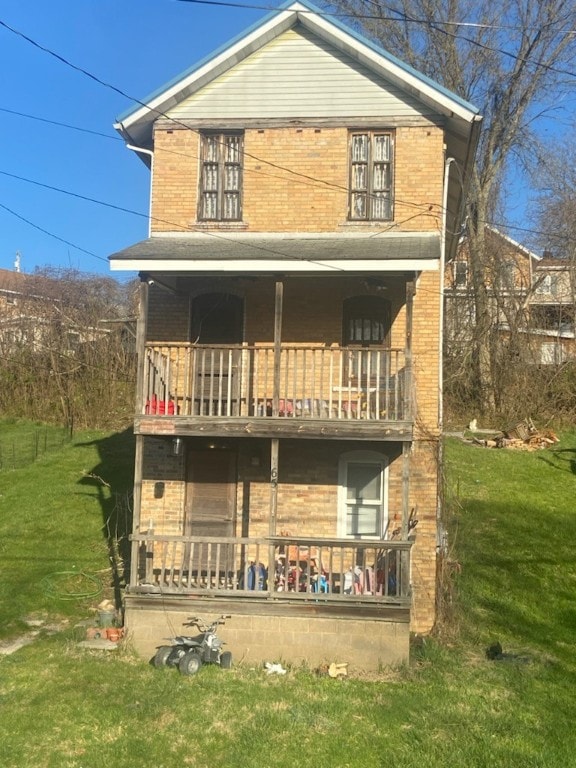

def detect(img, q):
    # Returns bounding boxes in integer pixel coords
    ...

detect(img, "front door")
[184,449,237,538]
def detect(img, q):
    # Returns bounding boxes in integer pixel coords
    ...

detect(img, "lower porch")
[125,534,413,670]
[129,535,412,602]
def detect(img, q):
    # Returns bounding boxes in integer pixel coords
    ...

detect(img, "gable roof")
[115,0,480,150]
[113,0,481,264]
[455,226,541,264]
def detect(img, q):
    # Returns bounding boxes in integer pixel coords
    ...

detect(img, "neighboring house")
[0,268,59,354]
[444,227,539,355]
[109,0,481,670]
[529,255,575,364]
[0,268,106,355]
[445,232,576,367]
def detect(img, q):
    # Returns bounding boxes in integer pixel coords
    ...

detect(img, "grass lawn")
[0,420,69,471]
[1,424,576,767]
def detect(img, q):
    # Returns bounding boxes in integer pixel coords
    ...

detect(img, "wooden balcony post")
[402,441,410,537]
[136,278,149,414]
[269,438,279,579]
[269,438,279,536]
[405,278,414,418]
[273,281,283,416]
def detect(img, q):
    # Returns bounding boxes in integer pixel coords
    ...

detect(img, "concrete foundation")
[124,595,410,673]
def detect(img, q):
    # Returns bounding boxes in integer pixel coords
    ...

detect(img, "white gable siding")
[166,26,432,120]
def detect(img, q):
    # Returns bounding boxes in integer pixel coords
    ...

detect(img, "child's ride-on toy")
[152,614,232,675]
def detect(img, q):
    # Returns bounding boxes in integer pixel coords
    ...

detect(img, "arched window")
[343,295,391,347]
[342,296,391,384]
[338,451,388,539]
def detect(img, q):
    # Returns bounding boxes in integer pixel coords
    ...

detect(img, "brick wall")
[151,125,444,233]
[137,120,444,635]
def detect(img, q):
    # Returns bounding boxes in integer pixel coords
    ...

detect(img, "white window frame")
[337,451,389,539]
[535,274,552,295]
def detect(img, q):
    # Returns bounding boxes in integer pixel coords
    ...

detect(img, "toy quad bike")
[152,614,232,675]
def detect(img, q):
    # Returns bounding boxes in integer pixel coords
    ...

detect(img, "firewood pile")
[469,418,559,451]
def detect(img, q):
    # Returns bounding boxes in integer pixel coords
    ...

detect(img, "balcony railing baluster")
[129,534,412,605]
[142,343,410,421]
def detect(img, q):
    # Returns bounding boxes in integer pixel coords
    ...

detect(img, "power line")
[176,0,576,79]
[0,168,149,221]
[0,100,442,221]
[0,200,104,261]
[0,106,121,141]
[0,167,348,270]
[6,6,574,213]
[179,0,575,34]
[0,7,573,258]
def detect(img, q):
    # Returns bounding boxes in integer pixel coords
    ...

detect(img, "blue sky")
[0,0,264,279]
[0,1,567,280]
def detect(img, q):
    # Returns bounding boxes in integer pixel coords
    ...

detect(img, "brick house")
[445,230,576,367]
[109,0,481,670]
[444,227,540,356]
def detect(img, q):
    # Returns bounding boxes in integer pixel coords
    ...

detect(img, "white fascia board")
[110,258,439,272]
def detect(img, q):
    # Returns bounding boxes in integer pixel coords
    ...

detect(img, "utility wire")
[0,10,573,255]
[1,110,573,249]
[0,101,440,220]
[0,106,121,141]
[0,167,349,270]
[0,200,104,261]
[176,0,576,78]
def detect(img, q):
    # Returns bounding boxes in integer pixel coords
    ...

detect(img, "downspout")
[126,144,154,238]
[439,156,456,434]
[437,155,456,556]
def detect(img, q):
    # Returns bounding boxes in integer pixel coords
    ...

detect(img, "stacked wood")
[470,420,559,451]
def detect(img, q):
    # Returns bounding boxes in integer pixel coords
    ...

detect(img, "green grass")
[0,423,134,637]
[1,424,576,767]
[0,420,69,470]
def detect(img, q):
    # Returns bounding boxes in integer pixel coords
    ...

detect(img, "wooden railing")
[142,343,410,421]
[129,534,412,605]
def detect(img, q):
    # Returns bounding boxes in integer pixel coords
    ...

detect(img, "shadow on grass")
[76,428,135,608]
[537,447,576,475]
[452,496,576,668]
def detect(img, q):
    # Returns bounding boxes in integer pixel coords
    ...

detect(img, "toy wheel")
[179,651,203,676]
[167,646,187,667]
[220,651,233,669]
[152,646,174,668]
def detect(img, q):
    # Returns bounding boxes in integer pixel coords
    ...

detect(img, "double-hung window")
[338,452,388,539]
[199,132,243,221]
[349,131,393,221]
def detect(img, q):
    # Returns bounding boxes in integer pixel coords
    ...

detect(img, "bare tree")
[0,269,137,429]
[325,0,576,414]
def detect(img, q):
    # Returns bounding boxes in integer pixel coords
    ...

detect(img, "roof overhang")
[109,231,440,274]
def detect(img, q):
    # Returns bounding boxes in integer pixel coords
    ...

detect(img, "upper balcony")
[136,342,412,440]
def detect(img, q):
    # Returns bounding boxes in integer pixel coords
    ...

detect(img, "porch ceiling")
[108,231,440,273]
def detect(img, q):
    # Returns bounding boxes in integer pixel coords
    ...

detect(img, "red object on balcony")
[145,396,175,415]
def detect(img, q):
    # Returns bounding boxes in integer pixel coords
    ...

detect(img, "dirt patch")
[0,616,69,656]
